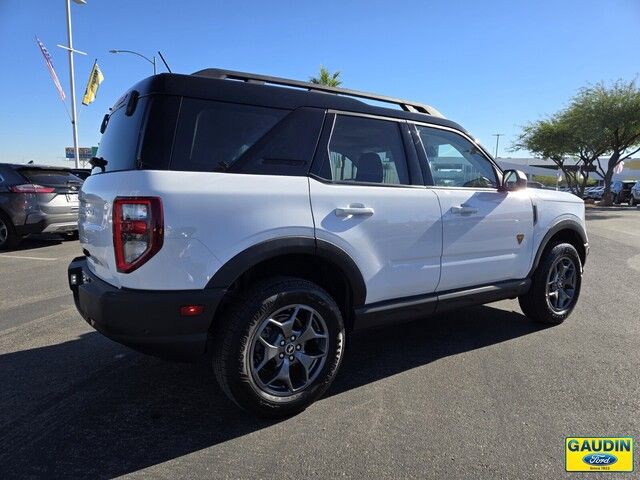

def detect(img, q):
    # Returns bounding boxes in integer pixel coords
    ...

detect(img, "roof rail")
[191,68,445,118]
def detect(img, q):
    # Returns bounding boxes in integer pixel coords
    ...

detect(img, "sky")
[0,0,638,166]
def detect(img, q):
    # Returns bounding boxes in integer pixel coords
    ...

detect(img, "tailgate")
[78,175,120,287]
[17,168,82,214]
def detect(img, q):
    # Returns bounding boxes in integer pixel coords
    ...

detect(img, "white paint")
[310,178,442,303]
[434,188,534,291]
[78,169,587,303]
[79,170,314,290]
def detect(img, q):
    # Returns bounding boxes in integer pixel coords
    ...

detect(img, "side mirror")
[501,169,528,191]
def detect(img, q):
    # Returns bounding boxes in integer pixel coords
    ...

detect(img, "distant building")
[496,157,640,183]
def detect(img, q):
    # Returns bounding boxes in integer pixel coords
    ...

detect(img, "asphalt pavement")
[0,207,638,479]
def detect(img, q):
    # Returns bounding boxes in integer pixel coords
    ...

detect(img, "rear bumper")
[16,212,78,236]
[68,256,225,361]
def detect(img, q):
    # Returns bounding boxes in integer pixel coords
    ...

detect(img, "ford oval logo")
[582,453,617,466]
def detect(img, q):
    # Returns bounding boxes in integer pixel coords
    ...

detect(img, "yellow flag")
[82,61,104,105]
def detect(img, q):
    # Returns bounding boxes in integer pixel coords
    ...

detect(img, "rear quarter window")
[171,99,288,172]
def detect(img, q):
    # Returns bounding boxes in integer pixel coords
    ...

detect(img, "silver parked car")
[629,181,640,206]
[0,164,82,249]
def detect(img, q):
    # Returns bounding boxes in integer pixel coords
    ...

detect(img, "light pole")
[109,49,156,74]
[492,133,504,159]
[60,0,87,168]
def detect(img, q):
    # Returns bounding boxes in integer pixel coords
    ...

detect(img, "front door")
[414,124,534,292]
[310,114,442,305]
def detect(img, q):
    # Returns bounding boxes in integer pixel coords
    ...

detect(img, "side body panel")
[309,178,443,304]
[528,189,587,266]
[79,170,314,290]
[434,188,535,291]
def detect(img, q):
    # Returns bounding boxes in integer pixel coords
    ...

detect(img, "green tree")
[512,115,601,196]
[309,65,342,87]
[569,81,640,204]
[513,80,640,202]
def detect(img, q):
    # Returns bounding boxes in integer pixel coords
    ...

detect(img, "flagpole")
[65,0,80,169]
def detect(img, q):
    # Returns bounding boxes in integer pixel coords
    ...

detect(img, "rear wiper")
[89,156,108,173]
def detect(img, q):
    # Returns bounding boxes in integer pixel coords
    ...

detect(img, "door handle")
[335,204,375,217]
[451,205,478,215]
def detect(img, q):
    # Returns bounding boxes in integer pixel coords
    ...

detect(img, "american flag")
[36,37,66,101]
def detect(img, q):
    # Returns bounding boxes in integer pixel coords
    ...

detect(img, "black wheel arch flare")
[205,237,367,308]
[528,219,588,277]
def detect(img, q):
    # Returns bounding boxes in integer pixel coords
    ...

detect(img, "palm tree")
[309,65,342,87]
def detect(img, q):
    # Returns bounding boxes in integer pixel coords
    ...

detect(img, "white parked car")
[68,69,589,417]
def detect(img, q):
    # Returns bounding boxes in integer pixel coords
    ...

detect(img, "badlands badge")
[565,437,634,472]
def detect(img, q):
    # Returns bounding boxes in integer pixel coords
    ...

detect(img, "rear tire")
[518,242,582,325]
[629,197,635,207]
[212,277,345,418]
[0,212,20,250]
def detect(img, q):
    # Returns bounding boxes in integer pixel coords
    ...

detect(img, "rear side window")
[321,115,409,185]
[171,99,287,172]
[18,169,82,185]
[95,96,149,173]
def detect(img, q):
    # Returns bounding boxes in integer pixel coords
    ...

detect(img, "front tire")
[212,277,345,418]
[519,243,582,325]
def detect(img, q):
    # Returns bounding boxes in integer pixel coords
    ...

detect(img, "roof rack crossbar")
[191,68,444,118]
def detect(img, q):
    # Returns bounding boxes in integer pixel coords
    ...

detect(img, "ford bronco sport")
[68,69,588,417]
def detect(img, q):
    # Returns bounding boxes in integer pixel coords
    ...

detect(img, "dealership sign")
[65,147,98,160]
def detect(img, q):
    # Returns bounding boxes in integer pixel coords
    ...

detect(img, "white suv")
[68,69,588,417]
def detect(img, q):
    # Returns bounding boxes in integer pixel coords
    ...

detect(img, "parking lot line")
[0,254,58,261]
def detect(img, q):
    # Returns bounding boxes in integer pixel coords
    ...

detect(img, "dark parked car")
[0,163,83,249]
[69,168,91,180]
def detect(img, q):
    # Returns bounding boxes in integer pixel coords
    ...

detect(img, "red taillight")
[180,305,204,316]
[9,184,55,194]
[113,197,163,273]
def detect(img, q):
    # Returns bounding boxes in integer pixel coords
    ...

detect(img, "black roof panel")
[126,72,467,134]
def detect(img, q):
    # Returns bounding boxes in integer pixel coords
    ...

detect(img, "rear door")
[309,113,442,305]
[413,124,534,291]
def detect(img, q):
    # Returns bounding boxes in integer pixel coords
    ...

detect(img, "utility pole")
[60,0,87,168]
[492,133,504,159]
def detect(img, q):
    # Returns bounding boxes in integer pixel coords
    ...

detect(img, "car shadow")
[2,234,66,252]
[585,205,638,221]
[0,305,545,478]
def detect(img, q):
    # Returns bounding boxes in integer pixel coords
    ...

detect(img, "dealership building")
[496,157,640,183]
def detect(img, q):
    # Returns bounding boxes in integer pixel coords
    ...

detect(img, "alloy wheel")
[249,304,329,397]
[545,256,577,313]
